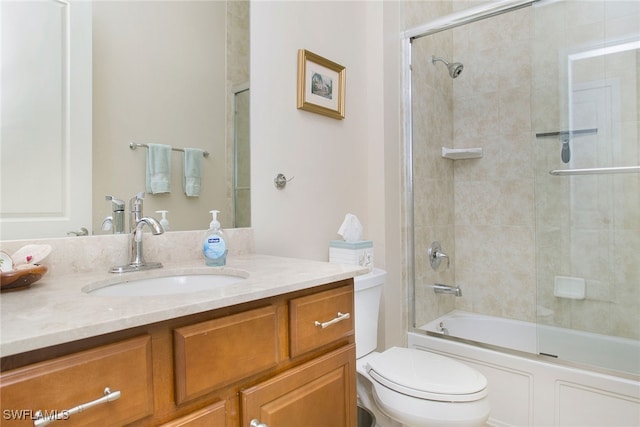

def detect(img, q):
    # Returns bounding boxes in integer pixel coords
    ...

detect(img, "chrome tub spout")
[433,283,462,297]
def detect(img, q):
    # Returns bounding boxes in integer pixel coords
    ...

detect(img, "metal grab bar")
[33,388,121,427]
[549,166,640,176]
[314,312,350,329]
[129,142,209,157]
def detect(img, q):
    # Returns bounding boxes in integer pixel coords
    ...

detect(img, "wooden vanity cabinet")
[241,344,356,427]
[0,279,356,427]
[235,283,357,425]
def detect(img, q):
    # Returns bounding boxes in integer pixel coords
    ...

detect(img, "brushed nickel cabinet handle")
[33,387,121,426]
[314,312,350,329]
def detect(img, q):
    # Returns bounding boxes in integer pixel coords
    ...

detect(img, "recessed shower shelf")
[442,147,483,160]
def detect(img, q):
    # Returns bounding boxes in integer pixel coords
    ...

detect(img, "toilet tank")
[354,268,386,359]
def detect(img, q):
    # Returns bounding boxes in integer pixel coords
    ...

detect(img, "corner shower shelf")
[442,147,483,160]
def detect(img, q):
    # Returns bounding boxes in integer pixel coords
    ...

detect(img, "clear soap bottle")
[155,210,170,231]
[202,210,227,266]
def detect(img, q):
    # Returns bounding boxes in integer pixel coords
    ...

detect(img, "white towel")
[183,148,204,197]
[145,143,172,194]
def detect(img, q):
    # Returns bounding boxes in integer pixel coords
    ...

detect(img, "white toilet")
[354,269,490,427]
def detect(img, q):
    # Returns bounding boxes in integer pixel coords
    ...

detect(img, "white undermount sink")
[84,272,248,297]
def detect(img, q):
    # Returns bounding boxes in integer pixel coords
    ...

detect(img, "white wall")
[252,1,375,261]
[251,1,405,348]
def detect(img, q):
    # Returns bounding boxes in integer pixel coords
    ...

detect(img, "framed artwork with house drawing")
[297,49,345,120]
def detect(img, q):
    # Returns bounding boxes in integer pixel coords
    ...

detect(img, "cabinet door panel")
[174,305,279,403]
[160,401,227,427]
[241,344,356,427]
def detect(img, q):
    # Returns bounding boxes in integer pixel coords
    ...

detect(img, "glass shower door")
[532,0,640,375]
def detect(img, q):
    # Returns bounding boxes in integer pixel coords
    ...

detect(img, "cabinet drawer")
[174,305,279,403]
[289,284,354,357]
[0,335,153,426]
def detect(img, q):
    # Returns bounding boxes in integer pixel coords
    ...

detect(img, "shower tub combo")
[403,0,640,424]
[403,0,640,427]
[409,311,640,427]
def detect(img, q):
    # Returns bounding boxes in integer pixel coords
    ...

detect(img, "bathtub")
[409,310,640,427]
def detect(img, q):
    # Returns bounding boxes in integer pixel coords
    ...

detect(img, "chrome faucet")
[110,192,164,273]
[433,283,462,297]
[102,195,126,234]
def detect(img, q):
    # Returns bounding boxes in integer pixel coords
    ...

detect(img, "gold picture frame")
[297,49,346,120]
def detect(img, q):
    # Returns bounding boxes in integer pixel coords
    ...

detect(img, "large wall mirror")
[0,0,250,240]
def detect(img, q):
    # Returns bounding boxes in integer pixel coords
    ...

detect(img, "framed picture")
[297,49,346,120]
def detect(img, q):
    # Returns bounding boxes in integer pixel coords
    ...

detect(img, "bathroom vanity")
[0,250,365,426]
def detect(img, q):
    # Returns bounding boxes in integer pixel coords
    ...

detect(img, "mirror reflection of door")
[234,86,250,228]
[0,1,92,239]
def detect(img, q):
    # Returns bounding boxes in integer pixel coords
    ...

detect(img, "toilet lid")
[366,347,488,402]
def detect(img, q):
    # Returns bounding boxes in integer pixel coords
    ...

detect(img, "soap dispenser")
[203,210,227,266]
[155,210,170,231]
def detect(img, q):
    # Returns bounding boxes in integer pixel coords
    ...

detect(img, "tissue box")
[329,240,373,267]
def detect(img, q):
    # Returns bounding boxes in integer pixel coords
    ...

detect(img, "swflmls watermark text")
[3,409,70,421]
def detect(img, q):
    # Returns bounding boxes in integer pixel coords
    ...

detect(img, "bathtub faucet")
[433,283,462,297]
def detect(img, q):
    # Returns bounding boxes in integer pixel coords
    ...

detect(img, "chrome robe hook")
[274,173,294,189]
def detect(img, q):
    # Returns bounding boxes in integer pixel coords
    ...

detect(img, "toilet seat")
[366,347,487,402]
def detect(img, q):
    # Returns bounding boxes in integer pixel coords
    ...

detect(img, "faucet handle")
[105,195,125,211]
[428,241,450,270]
[102,216,114,231]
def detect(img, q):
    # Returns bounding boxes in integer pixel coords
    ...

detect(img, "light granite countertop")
[0,254,367,357]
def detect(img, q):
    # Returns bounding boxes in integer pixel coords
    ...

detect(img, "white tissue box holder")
[329,240,373,267]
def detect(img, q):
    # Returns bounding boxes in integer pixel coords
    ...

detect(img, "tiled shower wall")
[450,5,537,322]
[405,0,457,328]
[226,1,250,227]
[409,1,536,327]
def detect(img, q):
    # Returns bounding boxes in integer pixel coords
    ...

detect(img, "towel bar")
[130,142,209,157]
[549,166,640,176]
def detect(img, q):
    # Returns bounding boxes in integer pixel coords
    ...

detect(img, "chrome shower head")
[432,56,464,79]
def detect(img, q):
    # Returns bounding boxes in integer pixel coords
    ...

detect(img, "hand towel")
[183,148,204,197]
[145,143,172,194]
